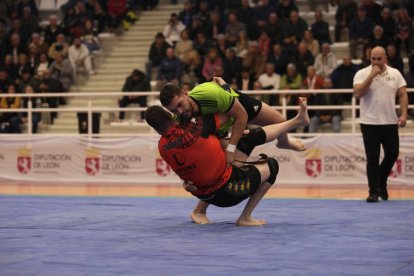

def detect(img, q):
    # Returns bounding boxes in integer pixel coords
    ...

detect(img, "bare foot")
[191,211,211,224]
[236,217,267,226]
[298,97,310,126]
[277,139,307,152]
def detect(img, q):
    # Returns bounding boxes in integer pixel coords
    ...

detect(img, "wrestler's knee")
[237,127,267,156]
[266,158,279,185]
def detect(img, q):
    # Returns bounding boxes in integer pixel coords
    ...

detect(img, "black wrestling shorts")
[196,165,262,208]
[236,90,263,121]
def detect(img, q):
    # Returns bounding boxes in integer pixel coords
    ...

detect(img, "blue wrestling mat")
[1,196,413,275]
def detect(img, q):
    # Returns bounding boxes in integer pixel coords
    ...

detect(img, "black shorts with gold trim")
[196,165,262,208]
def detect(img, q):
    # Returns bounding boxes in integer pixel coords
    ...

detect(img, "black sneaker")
[379,190,389,201]
[366,194,379,203]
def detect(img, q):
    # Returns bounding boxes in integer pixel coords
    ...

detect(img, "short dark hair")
[159,83,182,107]
[145,105,173,134]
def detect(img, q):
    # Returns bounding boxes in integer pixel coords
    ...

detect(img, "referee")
[353,46,408,203]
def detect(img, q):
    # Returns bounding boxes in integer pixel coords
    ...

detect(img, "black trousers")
[119,96,147,120]
[360,124,399,195]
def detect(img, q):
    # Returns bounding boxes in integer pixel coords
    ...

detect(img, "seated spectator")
[334,0,358,42]
[386,44,404,75]
[258,62,281,106]
[163,13,186,47]
[178,1,196,28]
[15,68,35,93]
[280,63,302,120]
[268,43,289,76]
[309,78,343,133]
[35,69,63,123]
[48,34,69,61]
[44,15,65,46]
[180,49,202,87]
[277,0,299,21]
[258,31,271,58]
[157,47,181,89]
[202,48,222,82]
[7,34,27,65]
[3,55,17,80]
[237,0,254,27]
[0,84,21,133]
[29,33,49,60]
[107,0,127,32]
[369,25,391,49]
[377,6,396,41]
[16,53,34,78]
[394,8,411,54]
[195,0,209,26]
[193,32,211,58]
[264,12,284,45]
[82,20,100,53]
[175,29,193,62]
[361,45,372,68]
[214,34,228,59]
[292,42,315,77]
[20,6,39,38]
[361,0,381,23]
[0,69,12,93]
[236,67,255,91]
[35,53,50,77]
[243,41,267,79]
[235,31,248,58]
[222,48,242,85]
[49,54,74,92]
[349,6,374,58]
[282,10,308,49]
[311,10,332,46]
[331,54,360,102]
[314,43,338,79]
[118,69,150,122]
[225,11,246,46]
[91,1,107,33]
[303,65,324,91]
[206,11,225,40]
[68,37,94,75]
[146,32,170,81]
[302,30,320,57]
[19,85,42,133]
[188,15,206,41]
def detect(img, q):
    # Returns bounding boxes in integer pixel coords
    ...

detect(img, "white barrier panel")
[0,136,413,185]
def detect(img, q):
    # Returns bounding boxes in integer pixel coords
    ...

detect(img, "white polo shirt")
[353,65,406,125]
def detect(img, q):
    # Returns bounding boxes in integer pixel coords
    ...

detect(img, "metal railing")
[1,89,413,139]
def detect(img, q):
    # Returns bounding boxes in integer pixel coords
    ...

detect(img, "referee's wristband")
[226,144,236,153]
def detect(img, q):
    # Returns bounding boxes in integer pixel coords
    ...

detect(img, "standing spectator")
[242,41,267,79]
[309,78,343,133]
[44,15,65,46]
[292,42,315,77]
[258,62,281,106]
[311,10,332,47]
[202,48,222,82]
[314,43,338,79]
[163,13,186,47]
[49,54,74,92]
[146,32,170,81]
[157,47,181,89]
[331,54,360,102]
[349,6,374,59]
[222,48,242,85]
[302,30,320,57]
[268,43,289,76]
[334,0,358,42]
[68,37,94,75]
[118,69,151,122]
[386,44,404,75]
[377,6,396,42]
[48,34,69,61]
[225,11,246,46]
[353,46,408,202]
[394,8,411,55]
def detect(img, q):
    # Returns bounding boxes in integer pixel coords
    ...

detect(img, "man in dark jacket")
[119,69,151,121]
[146,32,169,80]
